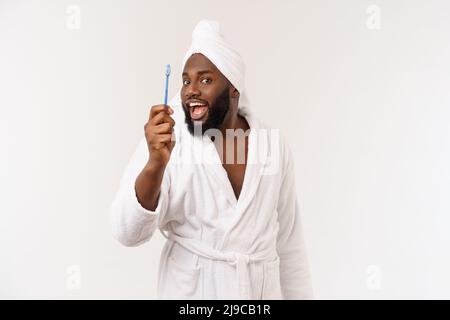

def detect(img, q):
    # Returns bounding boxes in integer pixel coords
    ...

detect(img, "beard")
[182,87,230,136]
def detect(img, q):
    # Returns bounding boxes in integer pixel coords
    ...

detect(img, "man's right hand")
[144,104,176,167]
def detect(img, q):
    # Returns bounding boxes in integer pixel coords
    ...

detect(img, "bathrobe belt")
[165,231,274,300]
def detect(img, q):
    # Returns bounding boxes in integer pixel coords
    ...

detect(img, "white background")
[1,0,449,299]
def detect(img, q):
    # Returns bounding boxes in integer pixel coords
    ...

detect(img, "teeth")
[189,102,206,107]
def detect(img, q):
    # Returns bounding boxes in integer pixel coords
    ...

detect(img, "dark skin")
[181,53,250,201]
[135,53,249,210]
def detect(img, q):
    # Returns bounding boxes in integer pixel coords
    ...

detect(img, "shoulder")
[250,112,292,157]
[248,112,294,178]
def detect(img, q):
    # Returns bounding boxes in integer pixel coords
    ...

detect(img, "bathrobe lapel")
[192,111,268,230]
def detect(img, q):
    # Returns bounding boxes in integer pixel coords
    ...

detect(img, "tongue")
[193,106,207,115]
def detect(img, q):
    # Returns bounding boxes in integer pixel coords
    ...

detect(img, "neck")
[214,107,250,165]
[219,107,249,136]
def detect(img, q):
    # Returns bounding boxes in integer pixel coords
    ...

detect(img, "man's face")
[181,53,231,135]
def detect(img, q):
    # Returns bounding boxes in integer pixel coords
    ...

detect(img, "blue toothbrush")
[164,64,171,109]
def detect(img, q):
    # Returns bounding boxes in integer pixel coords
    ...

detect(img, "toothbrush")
[164,64,171,109]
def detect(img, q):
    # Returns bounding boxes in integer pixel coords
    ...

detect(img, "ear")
[229,85,240,99]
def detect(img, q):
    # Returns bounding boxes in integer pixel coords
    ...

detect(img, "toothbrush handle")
[164,75,169,106]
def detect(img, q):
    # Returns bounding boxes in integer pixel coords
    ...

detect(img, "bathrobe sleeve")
[109,138,170,247]
[276,139,314,299]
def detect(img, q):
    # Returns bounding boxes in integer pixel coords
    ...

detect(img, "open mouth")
[188,101,209,121]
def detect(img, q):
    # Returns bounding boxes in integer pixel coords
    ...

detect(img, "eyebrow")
[182,70,214,77]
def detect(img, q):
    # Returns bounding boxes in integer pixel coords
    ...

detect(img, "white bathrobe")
[110,104,313,300]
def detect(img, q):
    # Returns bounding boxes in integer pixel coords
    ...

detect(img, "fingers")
[151,134,173,150]
[152,122,174,134]
[167,139,176,153]
[150,111,176,126]
[157,134,173,144]
[149,104,174,121]
[145,104,176,154]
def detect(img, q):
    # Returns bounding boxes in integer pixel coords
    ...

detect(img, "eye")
[201,78,212,84]
[182,79,190,85]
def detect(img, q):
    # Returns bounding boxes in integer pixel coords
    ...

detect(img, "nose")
[185,82,201,99]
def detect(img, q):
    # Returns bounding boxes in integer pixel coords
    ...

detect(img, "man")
[110,20,313,299]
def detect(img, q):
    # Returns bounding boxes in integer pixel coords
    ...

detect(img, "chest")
[222,163,247,200]
[215,136,249,201]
